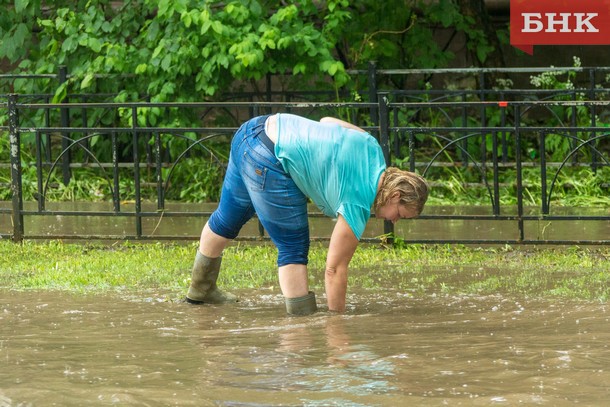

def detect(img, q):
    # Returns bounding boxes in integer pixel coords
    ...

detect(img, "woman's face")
[375,193,418,224]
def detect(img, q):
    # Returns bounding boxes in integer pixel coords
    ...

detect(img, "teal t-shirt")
[274,113,386,240]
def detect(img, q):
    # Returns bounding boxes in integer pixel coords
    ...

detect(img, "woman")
[186,113,429,315]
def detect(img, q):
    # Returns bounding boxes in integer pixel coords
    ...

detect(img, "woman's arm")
[320,117,367,133]
[325,214,359,312]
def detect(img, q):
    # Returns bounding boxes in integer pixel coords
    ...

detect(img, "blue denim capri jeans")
[207,115,310,267]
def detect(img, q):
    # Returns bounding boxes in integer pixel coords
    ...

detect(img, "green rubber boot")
[285,291,318,316]
[186,251,238,304]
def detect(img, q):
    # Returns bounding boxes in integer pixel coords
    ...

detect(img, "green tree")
[1,1,508,102]
[333,0,507,89]
[1,1,350,104]
[1,0,510,167]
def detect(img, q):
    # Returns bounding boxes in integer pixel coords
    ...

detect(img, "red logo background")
[510,0,610,54]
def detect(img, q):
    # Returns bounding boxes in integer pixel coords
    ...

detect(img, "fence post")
[539,131,549,215]
[491,130,500,216]
[367,61,378,127]
[588,69,598,171]
[514,105,524,242]
[58,65,72,185]
[132,106,142,238]
[479,71,487,166]
[378,95,394,242]
[8,94,24,242]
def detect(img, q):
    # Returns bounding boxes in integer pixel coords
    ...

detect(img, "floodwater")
[1,202,608,242]
[1,289,609,406]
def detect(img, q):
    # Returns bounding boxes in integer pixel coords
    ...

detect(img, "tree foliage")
[1,0,506,115]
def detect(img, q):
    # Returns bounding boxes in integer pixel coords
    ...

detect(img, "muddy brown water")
[1,289,608,406]
[1,202,608,241]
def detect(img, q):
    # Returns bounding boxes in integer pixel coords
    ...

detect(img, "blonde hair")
[373,168,429,215]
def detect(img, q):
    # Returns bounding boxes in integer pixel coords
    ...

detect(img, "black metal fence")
[1,67,609,245]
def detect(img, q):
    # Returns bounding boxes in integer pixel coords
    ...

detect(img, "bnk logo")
[522,13,599,33]
[510,0,610,54]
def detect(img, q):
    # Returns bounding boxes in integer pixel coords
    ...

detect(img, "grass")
[1,240,608,302]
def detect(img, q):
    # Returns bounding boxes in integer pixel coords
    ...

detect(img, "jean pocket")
[242,150,267,190]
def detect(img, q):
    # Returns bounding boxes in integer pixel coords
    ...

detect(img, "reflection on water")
[1,289,608,406]
[0,202,608,241]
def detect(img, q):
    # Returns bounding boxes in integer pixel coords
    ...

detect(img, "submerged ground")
[1,242,609,405]
[2,288,609,405]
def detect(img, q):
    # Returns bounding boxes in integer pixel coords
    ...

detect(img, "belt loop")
[254,115,275,153]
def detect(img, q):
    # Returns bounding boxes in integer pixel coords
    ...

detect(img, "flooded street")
[1,289,608,406]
